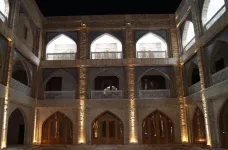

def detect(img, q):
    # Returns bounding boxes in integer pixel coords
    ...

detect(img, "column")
[0,41,14,149]
[125,22,135,58]
[197,49,212,146]
[171,26,189,143]
[78,24,87,144]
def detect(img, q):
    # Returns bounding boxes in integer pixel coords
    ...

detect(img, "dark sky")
[35,0,182,17]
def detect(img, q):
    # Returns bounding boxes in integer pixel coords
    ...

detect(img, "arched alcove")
[202,0,226,29]
[46,34,77,60]
[188,62,200,86]
[7,108,25,145]
[90,33,122,59]
[192,107,206,145]
[42,111,73,145]
[219,100,228,148]
[91,111,124,145]
[136,32,168,58]
[142,110,174,144]
[12,60,29,86]
[182,21,195,51]
[0,0,10,22]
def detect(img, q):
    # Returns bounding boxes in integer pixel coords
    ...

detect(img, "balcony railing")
[10,78,31,96]
[137,51,167,58]
[212,66,228,85]
[139,89,170,98]
[46,53,76,60]
[91,90,123,99]
[91,52,122,59]
[44,91,75,100]
[0,11,6,22]
[204,3,226,29]
[183,37,195,51]
[188,82,201,95]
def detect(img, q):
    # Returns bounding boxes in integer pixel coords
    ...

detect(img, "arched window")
[90,33,122,59]
[91,111,124,145]
[202,0,226,29]
[182,21,195,51]
[136,33,168,58]
[142,110,174,145]
[42,112,73,145]
[0,0,9,22]
[46,34,77,60]
[192,108,206,144]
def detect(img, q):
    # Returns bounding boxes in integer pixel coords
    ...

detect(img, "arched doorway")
[91,111,124,145]
[192,108,206,145]
[219,100,228,148]
[142,110,174,145]
[7,109,25,146]
[41,112,73,145]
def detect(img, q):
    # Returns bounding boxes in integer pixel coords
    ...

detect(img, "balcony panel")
[188,81,201,95]
[139,89,170,99]
[46,53,76,60]
[137,51,167,58]
[10,78,31,96]
[91,90,122,99]
[183,37,195,51]
[212,66,228,85]
[91,52,122,59]
[44,91,75,100]
[0,11,6,22]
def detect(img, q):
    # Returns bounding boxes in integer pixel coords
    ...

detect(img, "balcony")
[91,52,122,59]
[204,3,226,29]
[139,89,170,99]
[10,78,31,96]
[212,66,228,85]
[44,91,75,100]
[188,82,201,95]
[46,53,76,60]
[91,90,123,99]
[0,11,6,22]
[183,37,195,51]
[137,51,167,58]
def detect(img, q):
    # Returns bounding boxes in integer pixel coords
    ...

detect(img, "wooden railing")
[46,53,76,60]
[139,89,170,98]
[10,78,31,96]
[91,52,122,59]
[183,37,195,51]
[44,91,75,100]
[212,66,228,85]
[91,90,123,99]
[137,51,167,58]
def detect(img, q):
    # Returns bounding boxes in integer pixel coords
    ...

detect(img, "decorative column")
[78,66,87,144]
[197,49,212,146]
[0,41,14,149]
[125,22,138,143]
[78,23,87,144]
[171,25,189,143]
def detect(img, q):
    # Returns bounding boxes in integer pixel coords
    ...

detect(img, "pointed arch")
[0,0,10,21]
[142,110,174,144]
[7,108,26,145]
[202,0,226,29]
[90,33,122,59]
[182,21,195,51]
[42,111,73,145]
[46,34,77,60]
[192,107,206,144]
[92,68,123,81]
[136,32,168,58]
[91,111,124,145]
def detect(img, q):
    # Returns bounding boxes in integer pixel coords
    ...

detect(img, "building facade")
[0,0,228,149]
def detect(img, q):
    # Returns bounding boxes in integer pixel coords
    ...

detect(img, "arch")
[12,59,31,86]
[136,32,168,58]
[7,108,26,146]
[91,111,124,145]
[219,99,228,148]
[187,62,200,86]
[142,110,174,144]
[90,33,122,59]
[192,107,206,144]
[46,34,77,60]
[202,0,226,29]
[182,21,195,50]
[41,111,73,145]
[0,0,10,21]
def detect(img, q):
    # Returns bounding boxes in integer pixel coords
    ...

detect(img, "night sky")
[35,0,182,17]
